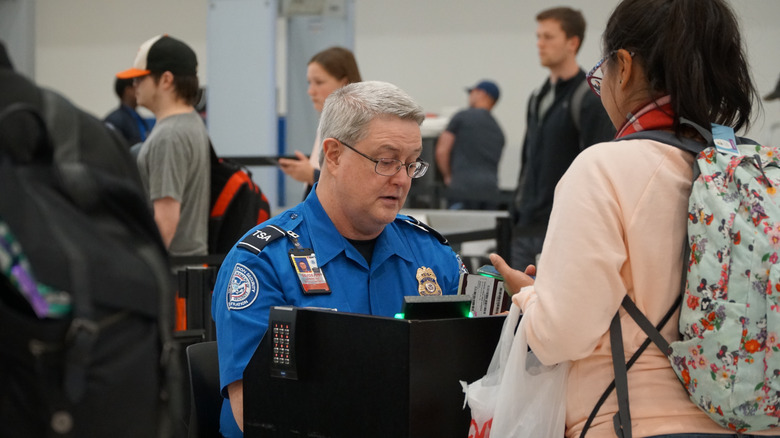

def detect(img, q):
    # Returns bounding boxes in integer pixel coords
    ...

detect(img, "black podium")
[243,307,505,438]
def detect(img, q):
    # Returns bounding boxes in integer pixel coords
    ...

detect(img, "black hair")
[150,72,200,106]
[114,77,134,98]
[603,0,758,135]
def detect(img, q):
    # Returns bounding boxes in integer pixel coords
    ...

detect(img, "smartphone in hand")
[476,264,503,281]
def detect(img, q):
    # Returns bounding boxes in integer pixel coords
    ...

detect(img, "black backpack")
[0,87,178,437]
[208,142,270,254]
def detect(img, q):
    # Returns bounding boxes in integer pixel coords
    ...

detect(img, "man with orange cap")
[117,35,210,257]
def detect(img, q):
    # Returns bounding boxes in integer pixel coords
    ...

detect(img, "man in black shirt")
[511,7,615,270]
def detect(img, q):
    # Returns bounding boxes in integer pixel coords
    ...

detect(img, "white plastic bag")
[461,305,521,437]
[462,304,570,438]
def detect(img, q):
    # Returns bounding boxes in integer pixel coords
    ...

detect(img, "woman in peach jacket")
[490,0,774,437]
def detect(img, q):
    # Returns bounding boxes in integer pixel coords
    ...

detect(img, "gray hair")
[317,81,425,149]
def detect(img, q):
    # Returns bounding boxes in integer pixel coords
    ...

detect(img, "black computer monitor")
[243,307,505,438]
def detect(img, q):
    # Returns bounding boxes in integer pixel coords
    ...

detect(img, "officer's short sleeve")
[211,245,287,396]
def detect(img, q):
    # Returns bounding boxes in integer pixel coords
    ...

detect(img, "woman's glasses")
[586,50,634,97]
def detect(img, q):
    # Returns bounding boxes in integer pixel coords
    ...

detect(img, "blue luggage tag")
[711,123,739,155]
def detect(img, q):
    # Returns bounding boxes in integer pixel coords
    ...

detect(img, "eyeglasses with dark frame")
[337,139,429,179]
[586,50,635,97]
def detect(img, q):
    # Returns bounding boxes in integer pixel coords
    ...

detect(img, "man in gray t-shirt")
[117,35,210,256]
[435,80,505,210]
[136,112,209,256]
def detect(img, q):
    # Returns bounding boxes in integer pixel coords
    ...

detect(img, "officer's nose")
[391,166,411,188]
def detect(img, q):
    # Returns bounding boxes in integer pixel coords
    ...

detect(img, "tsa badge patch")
[416,266,442,296]
[227,263,259,310]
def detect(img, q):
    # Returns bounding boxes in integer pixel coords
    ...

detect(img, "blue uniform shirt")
[211,188,464,437]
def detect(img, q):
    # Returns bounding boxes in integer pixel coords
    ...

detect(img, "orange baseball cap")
[117,35,197,79]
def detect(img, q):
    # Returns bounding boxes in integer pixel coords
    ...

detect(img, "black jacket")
[512,70,615,233]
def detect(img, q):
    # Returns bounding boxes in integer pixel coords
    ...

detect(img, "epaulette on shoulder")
[398,215,449,246]
[237,225,287,255]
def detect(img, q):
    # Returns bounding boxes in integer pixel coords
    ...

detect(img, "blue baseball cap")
[467,80,500,102]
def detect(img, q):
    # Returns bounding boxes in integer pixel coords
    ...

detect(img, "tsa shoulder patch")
[237,225,286,255]
[226,263,259,310]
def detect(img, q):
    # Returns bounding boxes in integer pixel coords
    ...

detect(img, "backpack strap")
[528,78,587,135]
[581,230,687,437]
[581,220,689,437]
[42,89,82,164]
[236,225,287,255]
[609,295,680,438]
[527,86,541,125]
[569,80,590,148]
[621,297,674,354]
[594,203,693,437]
[615,117,712,188]
[617,117,713,154]
[579,295,680,437]
[208,138,220,167]
[609,310,632,438]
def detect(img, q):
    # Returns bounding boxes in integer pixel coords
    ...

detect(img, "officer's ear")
[321,138,342,173]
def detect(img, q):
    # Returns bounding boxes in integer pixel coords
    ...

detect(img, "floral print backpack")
[672,138,780,433]
[582,122,780,438]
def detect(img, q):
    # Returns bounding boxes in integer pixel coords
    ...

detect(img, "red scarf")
[615,95,675,138]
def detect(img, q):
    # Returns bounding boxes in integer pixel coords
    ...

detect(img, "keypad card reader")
[269,306,297,380]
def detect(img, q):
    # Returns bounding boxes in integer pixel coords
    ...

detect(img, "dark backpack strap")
[579,294,681,437]
[527,86,541,125]
[619,132,704,156]
[621,297,673,354]
[569,80,590,147]
[41,90,82,164]
[208,138,220,167]
[609,296,678,438]
[617,117,712,154]
[609,311,632,438]
[581,210,691,437]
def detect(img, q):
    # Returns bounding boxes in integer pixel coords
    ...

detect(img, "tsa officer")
[212,81,467,437]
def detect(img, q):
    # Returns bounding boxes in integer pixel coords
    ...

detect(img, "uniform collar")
[301,186,415,268]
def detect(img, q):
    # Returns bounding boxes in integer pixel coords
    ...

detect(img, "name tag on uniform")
[289,248,331,295]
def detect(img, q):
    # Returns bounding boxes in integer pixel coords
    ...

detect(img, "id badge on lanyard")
[286,231,331,295]
[712,123,739,155]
